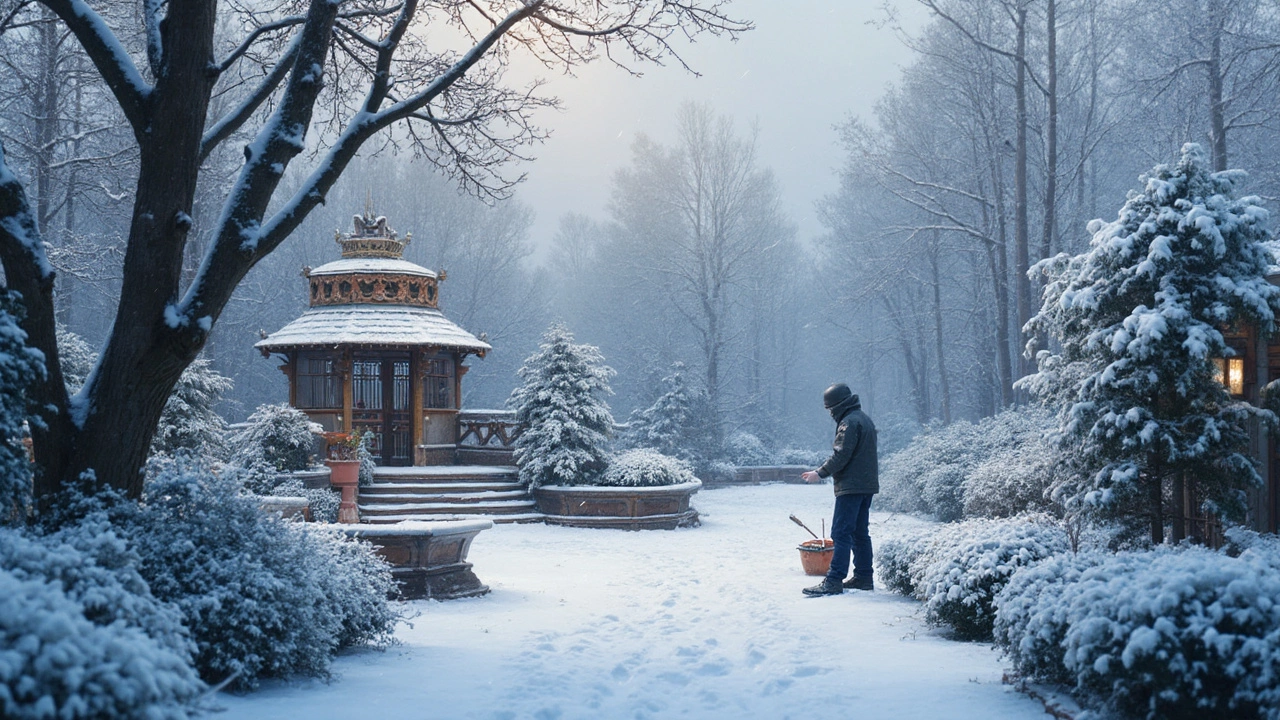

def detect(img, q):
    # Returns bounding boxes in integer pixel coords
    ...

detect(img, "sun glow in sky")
[507,0,928,256]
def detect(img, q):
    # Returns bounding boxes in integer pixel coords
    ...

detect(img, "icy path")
[219,484,1047,719]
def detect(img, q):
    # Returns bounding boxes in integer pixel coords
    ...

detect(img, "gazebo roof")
[255,305,491,354]
[257,209,488,356]
[309,257,437,278]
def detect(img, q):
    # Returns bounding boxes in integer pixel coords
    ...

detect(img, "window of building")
[296,353,342,409]
[423,356,454,409]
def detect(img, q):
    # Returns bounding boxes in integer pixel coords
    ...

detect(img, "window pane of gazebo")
[297,354,340,409]
[393,360,410,410]
[423,356,453,409]
[354,360,383,410]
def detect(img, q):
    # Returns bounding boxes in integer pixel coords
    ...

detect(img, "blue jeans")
[826,493,873,583]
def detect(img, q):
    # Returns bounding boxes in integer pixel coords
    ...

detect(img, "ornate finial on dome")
[336,207,411,258]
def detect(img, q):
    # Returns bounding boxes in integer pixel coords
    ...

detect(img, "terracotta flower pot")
[325,459,361,523]
[798,538,834,576]
[326,459,360,486]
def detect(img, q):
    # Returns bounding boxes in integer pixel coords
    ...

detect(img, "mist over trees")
[5,0,1280,493]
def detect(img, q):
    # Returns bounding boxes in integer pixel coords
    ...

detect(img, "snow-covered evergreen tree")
[509,324,614,488]
[0,293,44,516]
[621,362,716,469]
[1025,144,1280,543]
[55,325,95,394]
[150,358,234,461]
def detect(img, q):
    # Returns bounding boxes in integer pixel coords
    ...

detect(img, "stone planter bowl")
[533,480,701,530]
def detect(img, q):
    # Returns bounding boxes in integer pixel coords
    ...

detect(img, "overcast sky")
[509,0,929,256]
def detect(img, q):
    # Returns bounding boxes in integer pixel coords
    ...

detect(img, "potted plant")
[322,430,365,523]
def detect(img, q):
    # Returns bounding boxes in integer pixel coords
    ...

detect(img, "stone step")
[357,498,538,516]
[360,489,530,504]
[371,465,517,483]
[362,511,544,525]
[361,481,523,495]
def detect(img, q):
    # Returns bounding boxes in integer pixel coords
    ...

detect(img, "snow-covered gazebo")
[256,210,490,466]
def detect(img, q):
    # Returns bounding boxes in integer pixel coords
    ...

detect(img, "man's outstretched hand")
[801,470,821,483]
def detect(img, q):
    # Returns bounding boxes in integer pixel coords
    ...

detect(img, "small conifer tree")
[509,324,615,488]
[622,362,716,469]
[150,358,234,460]
[1025,144,1280,543]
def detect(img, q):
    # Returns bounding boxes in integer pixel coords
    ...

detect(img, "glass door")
[352,353,413,466]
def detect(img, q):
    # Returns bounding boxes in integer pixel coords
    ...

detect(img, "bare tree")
[609,102,787,443]
[0,0,749,501]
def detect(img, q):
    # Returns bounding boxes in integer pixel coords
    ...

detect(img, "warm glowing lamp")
[1213,357,1245,396]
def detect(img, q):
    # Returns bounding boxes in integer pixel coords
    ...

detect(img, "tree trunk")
[1040,0,1057,263]
[52,0,220,499]
[1014,5,1031,379]
[986,144,1014,407]
[929,235,952,424]
[1207,2,1228,172]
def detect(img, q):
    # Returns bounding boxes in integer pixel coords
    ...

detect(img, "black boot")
[843,576,874,591]
[802,577,844,597]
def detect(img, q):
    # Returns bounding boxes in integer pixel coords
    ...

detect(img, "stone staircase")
[357,465,542,524]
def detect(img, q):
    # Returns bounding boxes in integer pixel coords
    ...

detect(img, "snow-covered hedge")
[0,520,204,718]
[878,409,1059,521]
[994,545,1280,719]
[876,516,1068,641]
[599,449,697,487]
[118,457,397,689]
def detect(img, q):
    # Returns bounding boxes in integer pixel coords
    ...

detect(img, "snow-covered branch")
[37,0,151,137]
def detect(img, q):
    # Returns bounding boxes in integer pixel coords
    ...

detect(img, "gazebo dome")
[256,212,489,355]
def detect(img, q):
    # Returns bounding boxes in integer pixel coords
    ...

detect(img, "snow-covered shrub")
[1024,144,1280,542]
[509,323,614,488]
[879,409,1060,522]
[723,431,770,466]
[227,403,321,472]
[0,293,43,516]
[875,536,928,596]
[991,551,1103,684]
[151,358,233,461]
[961,408,1060,519]
[0,521,204,718]
[996,547,1280,719]
[118,456,396,689]
[358,431,376,486]
[600,448,697,487]
[222,460,340,524]
[775,446,827,467]
[875,412,922,456]
[918,516,1068,641]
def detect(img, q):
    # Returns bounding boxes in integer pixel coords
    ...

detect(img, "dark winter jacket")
[815,394,879,496]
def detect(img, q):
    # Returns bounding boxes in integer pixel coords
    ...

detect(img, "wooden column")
[411,350,426,464]
[341,347,354,433]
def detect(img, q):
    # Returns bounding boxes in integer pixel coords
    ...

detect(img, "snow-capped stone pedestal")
[533,480,701,530]
[336,520,492,600]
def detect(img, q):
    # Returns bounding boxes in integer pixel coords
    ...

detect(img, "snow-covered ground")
[219,484,1047,719]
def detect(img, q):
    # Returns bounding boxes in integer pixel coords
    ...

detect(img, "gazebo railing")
[456,410,520,465]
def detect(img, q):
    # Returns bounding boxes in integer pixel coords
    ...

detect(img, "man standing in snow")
[801,383,878,596]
